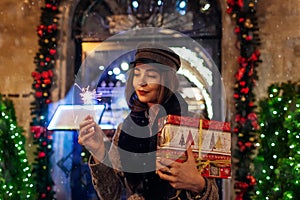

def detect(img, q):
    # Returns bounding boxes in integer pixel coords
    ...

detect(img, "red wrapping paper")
[157,115,231,179]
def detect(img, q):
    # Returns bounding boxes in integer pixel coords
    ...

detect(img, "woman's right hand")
[78,115,105,162]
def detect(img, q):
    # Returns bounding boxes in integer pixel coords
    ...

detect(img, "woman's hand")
[156,146,206,193]
[78,115,105,162]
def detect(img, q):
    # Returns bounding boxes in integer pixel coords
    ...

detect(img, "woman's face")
[133,63,162,107]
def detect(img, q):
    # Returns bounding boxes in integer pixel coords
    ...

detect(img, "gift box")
[157,115,231,179]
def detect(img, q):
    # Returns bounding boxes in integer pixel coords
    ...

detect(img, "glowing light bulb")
[132,0,138,8]
[121,62,129,71]
[113,67,121,75]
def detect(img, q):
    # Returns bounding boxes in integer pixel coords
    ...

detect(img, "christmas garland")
[30,0,60,199]
[226,0,261,199]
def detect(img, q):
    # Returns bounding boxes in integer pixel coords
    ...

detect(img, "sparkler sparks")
[75,83,97,104]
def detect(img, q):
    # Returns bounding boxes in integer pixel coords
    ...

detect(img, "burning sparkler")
[75,83,97,105]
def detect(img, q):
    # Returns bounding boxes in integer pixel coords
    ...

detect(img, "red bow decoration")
[238,56,248,66]
[234,27,241,33]
[45,57,51,62]
[239,81,246,87]
[45,3,58,11]
[240,87,249,94]
[49,48,56,56]
[42,70,53,79]
[237,0,244,8]
[35,91,43,98]
[235,67,246,81]
[31,125,46,139]
[234,181,248,200]
[233,93,240,99]
[245,35,252,41]
[32,71,41,80]
[235,114,247,124]
[246,175,257,186]
[233,127,239,134]
[47,24,57,33]
[238,141,253,152]
[38,151,46,158]
[247,112,260,130]
[226,0,235,6]
[249,50,260,62]
[45,99,52,104]
[37,25,46,37]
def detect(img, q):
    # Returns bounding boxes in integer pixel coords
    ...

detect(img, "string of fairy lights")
[254,82,300,199]
[0,96,35,199]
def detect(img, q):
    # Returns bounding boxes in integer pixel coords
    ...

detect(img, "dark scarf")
[118,93,189,199]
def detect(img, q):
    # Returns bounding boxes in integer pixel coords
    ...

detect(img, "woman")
[79,43,219,200]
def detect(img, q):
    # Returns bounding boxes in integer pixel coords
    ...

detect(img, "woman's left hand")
[156,146,206,193]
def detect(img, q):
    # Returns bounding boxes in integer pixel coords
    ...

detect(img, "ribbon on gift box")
[198,119,203,160]
[196,159,231,171]
[197,118,231,170]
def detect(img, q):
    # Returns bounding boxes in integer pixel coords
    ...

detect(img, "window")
[72,0,223,124]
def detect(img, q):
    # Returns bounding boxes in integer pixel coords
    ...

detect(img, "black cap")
[131,43,181,71]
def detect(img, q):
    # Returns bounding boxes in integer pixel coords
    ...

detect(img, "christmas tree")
[254,81,300,199]
[0,95,36,199]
